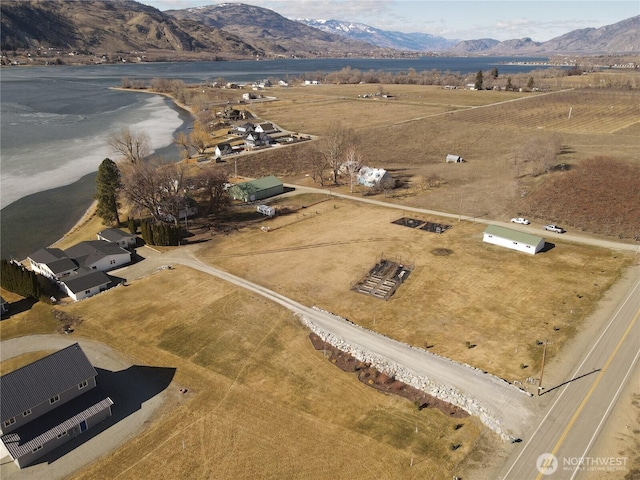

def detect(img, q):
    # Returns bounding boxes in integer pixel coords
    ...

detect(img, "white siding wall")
[483,233,543,255]
[86,253,130,272]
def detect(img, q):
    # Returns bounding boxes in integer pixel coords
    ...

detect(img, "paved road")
[498,274,640,479]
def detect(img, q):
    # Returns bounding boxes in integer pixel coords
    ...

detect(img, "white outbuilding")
[483,225,546,255]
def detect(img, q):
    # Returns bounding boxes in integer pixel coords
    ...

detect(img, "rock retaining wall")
[300,307,531,441]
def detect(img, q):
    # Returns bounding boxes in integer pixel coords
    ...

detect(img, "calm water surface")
[1,57,551,259]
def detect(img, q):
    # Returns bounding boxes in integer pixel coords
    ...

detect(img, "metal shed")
[483,225,546,255]
[229,176,284,202]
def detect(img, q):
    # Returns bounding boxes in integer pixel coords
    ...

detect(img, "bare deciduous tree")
[120,161,188,224]
[194,167,230,214]
[174,132,191,159]
[119,161,163,221]
[108,127,150,165]
[343,146,363,193]
[308,150,329,186]
[315,123,354,185]
[189,126,212,155]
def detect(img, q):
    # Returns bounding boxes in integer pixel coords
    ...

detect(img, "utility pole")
[538,339,548,396]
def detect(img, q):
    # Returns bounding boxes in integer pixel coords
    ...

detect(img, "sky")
[139,0,639,41]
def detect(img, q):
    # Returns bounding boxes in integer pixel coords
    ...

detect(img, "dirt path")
[284,184,640,252]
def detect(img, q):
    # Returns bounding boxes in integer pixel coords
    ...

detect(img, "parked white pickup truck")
[544,224,565,233]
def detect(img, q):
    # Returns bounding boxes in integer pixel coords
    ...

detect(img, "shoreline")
[49,89,196,250]
[2,88,195,262]
[110,86,198,118]
[50,200,98,249]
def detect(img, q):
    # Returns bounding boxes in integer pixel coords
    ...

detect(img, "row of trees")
[140,220,183,246]
[1,259,42,299]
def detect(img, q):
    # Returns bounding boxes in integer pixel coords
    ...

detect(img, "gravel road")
[127,245,533,440]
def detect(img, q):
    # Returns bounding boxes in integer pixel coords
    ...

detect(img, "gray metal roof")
[64,240,130,269]
[45,257,79,275]
[61,269,111,294]
[97,228,135,243]
[0,343,97,422]
[27,248,67,265]
[1,388,113,459]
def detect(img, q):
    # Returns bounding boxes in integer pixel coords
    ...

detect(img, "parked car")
[511,217,530,225]
[544,224,565,233]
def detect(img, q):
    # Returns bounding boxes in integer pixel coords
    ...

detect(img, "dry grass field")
[238,73,639,235]
[195,196,634,384]
[1,267,492,480]
[2,70,639,479]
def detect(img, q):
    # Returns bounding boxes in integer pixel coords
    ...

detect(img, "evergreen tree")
[1,259,41,298]
[128,217,136,234]
[95,158,122,226]
[506,77,513,91]
[474,70,484,90]
[527,76,535,90]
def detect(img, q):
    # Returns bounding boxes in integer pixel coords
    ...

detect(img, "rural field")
[2,69,639,479]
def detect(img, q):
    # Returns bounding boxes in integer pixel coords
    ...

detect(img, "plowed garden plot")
[392,217,424,228]
[351,259,413,301]
[420,221,452,234]
[392,217,451,234]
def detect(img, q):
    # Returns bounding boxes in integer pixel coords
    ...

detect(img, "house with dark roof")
[97,228,137,249]
[0,343,113,468]
[254,122,279,134]
[244,132,272,149]
[234,122,255,134]
[64,241,131,272]
[26,240,130,301]
[59,269,112,302]
[28,248,78,280]
[214,142,236,160]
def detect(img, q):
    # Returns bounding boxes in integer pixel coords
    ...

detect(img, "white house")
[234,122,255,134]
[64,241,131,272]
[97,228,137,248]
[28,248,78,280]
[357,166,393,188]
[59,269,112,301]
[483,225,546,255]
[254,123,278,134]
[244,132,272,149]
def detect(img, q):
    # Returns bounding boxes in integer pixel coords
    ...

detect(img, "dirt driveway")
[0,335,177,480]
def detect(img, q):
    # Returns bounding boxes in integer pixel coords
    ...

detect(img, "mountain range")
[1,0,638,61]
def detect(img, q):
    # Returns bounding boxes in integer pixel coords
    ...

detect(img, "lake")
[0,56,552,260]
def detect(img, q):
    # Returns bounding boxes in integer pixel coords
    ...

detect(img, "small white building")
[257,205,276,217]
[59,269,112,301]
[446,154,464,163]
[357,166,393,188]
[97,228,137,248]
[483,225,545,255]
